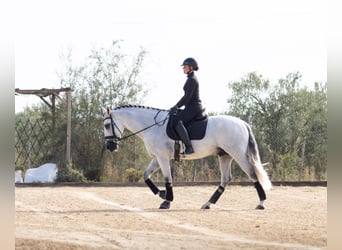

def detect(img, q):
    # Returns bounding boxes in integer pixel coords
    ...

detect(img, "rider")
[170,57,204,155]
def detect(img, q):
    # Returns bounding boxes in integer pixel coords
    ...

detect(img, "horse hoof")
[255,205,265,210]
[201,202,211,209]
[159,200,170,209]
[159,190,166,200]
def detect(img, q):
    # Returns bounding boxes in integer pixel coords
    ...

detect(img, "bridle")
[104,113,121,141]
[104,110,168,143]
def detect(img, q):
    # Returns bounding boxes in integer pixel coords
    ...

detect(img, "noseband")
[104,113,122,141]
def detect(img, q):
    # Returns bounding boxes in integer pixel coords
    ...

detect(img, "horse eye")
[104,124,110,129]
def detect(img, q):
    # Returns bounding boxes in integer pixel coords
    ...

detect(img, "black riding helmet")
[181,57,199,71]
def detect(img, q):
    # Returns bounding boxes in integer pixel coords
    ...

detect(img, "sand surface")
[15,185,327,249]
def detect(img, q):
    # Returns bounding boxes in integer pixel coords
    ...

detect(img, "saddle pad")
[166,114,208,141]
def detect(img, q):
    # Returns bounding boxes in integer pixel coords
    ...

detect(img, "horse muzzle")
[106,140,118,152]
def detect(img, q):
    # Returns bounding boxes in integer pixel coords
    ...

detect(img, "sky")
[14,0,327,113]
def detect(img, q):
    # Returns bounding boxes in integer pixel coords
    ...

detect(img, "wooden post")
[66,90,72,164]
[299,140,306,181]
[51,94,55,132]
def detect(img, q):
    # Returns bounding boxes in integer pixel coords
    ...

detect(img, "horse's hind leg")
[234,156,267,209]
[201,154,233,209]
[254,181,266,209]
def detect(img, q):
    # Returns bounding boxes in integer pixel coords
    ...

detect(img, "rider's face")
[183,65,191,74]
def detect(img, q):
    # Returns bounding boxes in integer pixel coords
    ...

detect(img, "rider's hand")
[170,106,178,114]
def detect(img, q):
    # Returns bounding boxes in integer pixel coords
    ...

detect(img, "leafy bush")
[124,167,143,182]
[56,162,87,182]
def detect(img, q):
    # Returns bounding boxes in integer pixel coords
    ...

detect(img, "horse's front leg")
[201,154,232,209]
[144,159,164,198]
[157,156,174,209]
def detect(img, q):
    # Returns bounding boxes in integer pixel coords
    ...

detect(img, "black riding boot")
[175,121,194,154]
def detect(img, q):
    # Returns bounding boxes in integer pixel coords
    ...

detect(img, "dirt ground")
[15,185,326,250]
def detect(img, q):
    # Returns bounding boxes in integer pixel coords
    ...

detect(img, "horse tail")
[245,122,272,190]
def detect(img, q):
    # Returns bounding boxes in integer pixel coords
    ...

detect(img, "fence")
[15,118,51,170]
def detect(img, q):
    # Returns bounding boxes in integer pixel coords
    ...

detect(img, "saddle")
[166,109,208,160]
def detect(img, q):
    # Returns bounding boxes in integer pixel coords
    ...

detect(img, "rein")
[107,110,168,141]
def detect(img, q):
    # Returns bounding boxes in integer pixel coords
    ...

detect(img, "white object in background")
[24,163,58,183]
[15,170,23,183]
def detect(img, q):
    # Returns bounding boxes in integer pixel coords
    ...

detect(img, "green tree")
[227,72,327,181]
[57,40,149,181]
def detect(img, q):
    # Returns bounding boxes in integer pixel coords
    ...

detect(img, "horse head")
[102,107,121,152]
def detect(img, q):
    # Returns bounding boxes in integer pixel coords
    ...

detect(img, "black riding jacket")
[176,72,202,109]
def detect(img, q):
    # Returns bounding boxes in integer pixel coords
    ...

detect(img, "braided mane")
[114,104,166,112]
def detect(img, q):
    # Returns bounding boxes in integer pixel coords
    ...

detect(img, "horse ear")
[101,107,107,115]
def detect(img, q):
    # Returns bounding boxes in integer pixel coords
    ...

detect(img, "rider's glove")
[170,106,178,114]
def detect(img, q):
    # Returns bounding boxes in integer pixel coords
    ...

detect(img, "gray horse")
[103,105,272,210]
